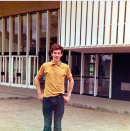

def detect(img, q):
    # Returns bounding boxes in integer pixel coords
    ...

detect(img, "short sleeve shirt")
[38,61,72,97]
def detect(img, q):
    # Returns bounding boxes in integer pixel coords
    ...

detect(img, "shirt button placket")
[54,65,57,74]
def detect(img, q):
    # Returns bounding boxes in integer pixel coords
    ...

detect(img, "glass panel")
[39,12,47,88]
[39,12,47,54]
[50,11,58,61]
[84,55,95,95]
[71,52,81,93]
[12,57,19,84]
[30,14,36,54]
[64,78,68,92]
[19,57,23,84]
[1,57,4,82]
[84,78,95,94]
[61,50,69,92]
[50,11,58,44]
[16,57,19,84]
[98,54,111,97]
[61,50,68,64]
[39,12,47,65]
[0,19,2,54]
[12,57,16,83]
[6,57,9,83]
[17,57,21,84]
[5,18,9,53]
[13,16,18,53]
[30,57,34,85]
[0,57,9,83]
[21,15,27,53]
[22,57,26,85]
[35,57,38,77]
[30,57,38,86]
[12,57,26,85]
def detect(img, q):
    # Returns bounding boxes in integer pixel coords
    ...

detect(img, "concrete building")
[0,1,130,101]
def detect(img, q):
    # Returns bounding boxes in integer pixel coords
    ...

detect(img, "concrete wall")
[60,1,130,53]
[0,1,60,18]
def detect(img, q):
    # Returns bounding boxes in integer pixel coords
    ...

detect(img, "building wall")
[112,53,130,101]
[59,1,130,101]
[0,1,60,18]
[0,1,60,89]
[60,1,130,53]
[0,1,130,101]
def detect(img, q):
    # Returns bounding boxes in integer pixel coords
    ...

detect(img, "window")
[30,13,36,54]
[5,17,9,53]
[21,15,27,54]
[39,12,47,68]
[13,16,18,53]
[50,11,58,48]
[39,12,47,53]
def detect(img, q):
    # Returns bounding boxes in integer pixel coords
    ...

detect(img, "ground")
[0,99,130,131]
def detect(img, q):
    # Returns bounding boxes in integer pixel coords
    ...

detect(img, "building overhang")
[64,46,130,54]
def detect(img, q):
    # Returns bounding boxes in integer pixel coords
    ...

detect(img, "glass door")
[28,56,38,89]
[61,50,68,92]
[84,54,96,95]
[97,54,111,97]
[38,54,45,89]
[71,52,81,94]
[11,56,27,88]
[0,56,9,85]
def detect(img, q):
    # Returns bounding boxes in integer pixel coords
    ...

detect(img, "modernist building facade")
[0,1,130,101]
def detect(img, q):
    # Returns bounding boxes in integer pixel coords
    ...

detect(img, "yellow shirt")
[38,61,72,97]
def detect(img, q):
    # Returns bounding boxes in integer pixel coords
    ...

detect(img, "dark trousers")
[42,95,64,131]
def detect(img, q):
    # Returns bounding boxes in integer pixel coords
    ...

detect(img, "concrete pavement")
[0,85,130,114]
[1,99,130,131]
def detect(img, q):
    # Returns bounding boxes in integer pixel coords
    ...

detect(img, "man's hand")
[34,74,43,102]
[64,95,70,103]
[38,93,43,102]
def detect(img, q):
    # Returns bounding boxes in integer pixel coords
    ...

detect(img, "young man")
[34,44,74,131]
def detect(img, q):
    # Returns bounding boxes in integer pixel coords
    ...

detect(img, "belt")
[59,93,68,97]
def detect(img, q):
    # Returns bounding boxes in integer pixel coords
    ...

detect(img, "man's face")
[51,50,63,62]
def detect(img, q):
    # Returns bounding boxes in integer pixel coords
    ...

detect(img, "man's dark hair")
[50,44,64,54]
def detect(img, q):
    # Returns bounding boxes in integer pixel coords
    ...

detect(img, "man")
[34,44,74,131]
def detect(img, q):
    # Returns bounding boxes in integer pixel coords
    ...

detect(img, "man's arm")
[34,74,43,102]
[64,77,74,103]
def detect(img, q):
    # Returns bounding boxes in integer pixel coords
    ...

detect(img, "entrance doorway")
[11,56,26,88]
[0,56,9,86]
[97,54,111,97]
[28,56,38,89]
[84,54,96,95]
[71,52,81,94]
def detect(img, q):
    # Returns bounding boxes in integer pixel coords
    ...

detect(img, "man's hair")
[50,44,64,54]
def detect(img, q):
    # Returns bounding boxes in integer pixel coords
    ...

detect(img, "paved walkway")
[0,85,130,115]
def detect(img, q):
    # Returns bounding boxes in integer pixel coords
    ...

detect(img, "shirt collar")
[51,60,62,67]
